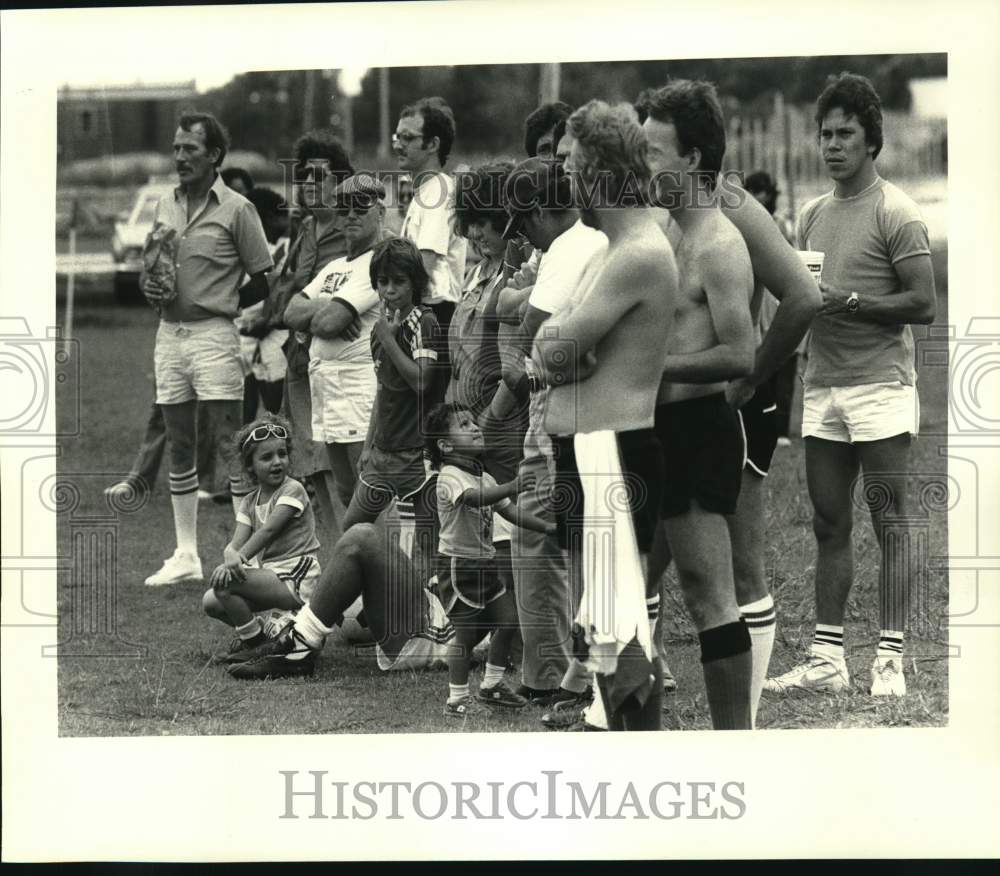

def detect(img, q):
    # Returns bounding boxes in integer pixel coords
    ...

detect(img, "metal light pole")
[539,63,561,104]
[378,67,391,162]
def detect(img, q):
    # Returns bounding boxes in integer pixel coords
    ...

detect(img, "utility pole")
[539,63,561,104]
[378,67,391,161]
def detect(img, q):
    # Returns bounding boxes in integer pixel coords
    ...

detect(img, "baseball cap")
[501,157,572,240]
[334,173,387,202]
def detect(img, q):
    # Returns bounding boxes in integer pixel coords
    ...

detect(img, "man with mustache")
[142,111,273,587]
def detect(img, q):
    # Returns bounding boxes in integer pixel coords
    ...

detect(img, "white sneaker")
[197,490,214,501]
[144,550,203,586]
[870,656,906,697]
[776,437,792,448]
[763,655,849,694]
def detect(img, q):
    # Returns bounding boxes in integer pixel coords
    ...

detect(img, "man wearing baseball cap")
[283,173,389,514]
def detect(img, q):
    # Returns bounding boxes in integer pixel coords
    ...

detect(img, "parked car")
[110,181,172,302]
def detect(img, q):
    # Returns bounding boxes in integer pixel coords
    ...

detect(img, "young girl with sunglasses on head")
[202,414,322,663]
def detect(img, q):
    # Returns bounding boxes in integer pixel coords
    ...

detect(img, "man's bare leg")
[665,503,751,729]
[199,399,246,515]
[858,432,914,695]
[765,438,857,694]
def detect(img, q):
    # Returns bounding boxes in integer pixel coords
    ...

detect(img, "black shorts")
[550,428,664,555]
[654,393,744,518]
[738,383,778,477]
[435,556,503,618]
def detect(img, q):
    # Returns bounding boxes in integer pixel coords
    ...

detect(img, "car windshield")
[136,196,159,225]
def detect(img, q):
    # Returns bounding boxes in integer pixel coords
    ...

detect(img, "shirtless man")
[637,88,822,725]
[638,80,756,730]
[533,100,678,731]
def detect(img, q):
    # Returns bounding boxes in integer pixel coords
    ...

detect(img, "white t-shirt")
[523,222,609,461]
[527,220,608,315]
[301,249,380,364]
[401,171,467,306]
[436,464,511,559]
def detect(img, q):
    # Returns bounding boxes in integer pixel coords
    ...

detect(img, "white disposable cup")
[797,250,825,284]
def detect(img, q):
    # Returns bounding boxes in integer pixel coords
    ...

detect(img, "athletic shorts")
[802,381,920,443]
[435,556,504,616]
[239,329,289,383]
[654,393,744,518]
[260,554,321,604]
[308,361,377,444]
[738,383,778,477]
[155,317,245,404]
[550,428,664,554]
[359,444,428,500]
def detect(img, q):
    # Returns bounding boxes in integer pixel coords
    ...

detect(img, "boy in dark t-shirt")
[341,238,445,535]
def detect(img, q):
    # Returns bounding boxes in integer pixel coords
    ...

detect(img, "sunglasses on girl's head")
[335,194,378,215]
[242,423,289,449]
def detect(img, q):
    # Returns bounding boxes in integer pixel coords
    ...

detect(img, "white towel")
[572,429,653,677]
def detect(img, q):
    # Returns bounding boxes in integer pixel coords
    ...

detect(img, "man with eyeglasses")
[284,174,389,516]
[395,97,467,384]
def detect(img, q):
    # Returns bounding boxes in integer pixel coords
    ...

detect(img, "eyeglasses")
[335,194,378,215]
[242,423,289,449]
[392,132,423,147]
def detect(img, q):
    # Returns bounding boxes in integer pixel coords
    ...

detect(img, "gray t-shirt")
[796,179,931,387]
[236,476,320,563]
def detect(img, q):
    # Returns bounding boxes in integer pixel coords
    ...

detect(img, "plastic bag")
[141,222,179,307]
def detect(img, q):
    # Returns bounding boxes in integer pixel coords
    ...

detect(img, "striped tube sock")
[740,595,776,728]
[293,604,335,650]
[168,467,199,554]
[646,593,661,645]
[877,629,904,661]
[230,475,253,517]
[811,623,844,664]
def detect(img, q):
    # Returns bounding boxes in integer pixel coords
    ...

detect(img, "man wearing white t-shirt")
[498,156,609,714]
[284,174,387,511]
[395,97,467,402]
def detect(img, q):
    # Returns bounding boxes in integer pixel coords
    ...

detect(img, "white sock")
[235,617,263,640]
[168,471,199,555]
[740,595,777,729]
[481,662,505,689]
[293,604,334,650]
[230,476,251,518]
[877,629,904,662]
[647,593,661,647]
[560,659,591,695]
[448,682,470,704]
[583,684,608,729]
[811,623,844,664]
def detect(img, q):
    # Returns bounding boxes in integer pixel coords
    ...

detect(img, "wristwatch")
[846,293,860,314]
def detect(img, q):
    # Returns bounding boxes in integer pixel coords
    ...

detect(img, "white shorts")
[239,329,289,383]
[802,381,920,443]
[155,318,244,405]
[308,361,377,444]
[260,554,321,604]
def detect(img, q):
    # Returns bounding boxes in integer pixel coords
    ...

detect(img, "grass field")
[56,248,950,736]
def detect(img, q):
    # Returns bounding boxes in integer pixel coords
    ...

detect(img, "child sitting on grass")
[424,403,554,717]
[202,414,321,662]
